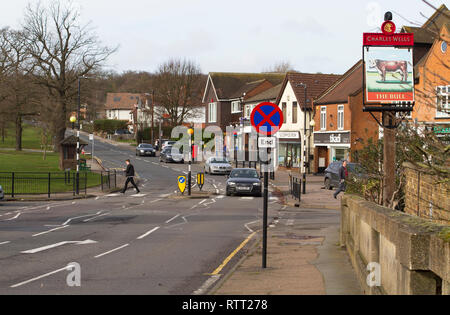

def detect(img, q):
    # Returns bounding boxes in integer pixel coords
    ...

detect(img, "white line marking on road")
[0,241,11,245]
[244,220,260,233]
[216,195,225,199]
[130,193,147,197]
[3,212,21,221]
[83,213,110,222]
[286,219,294,226]
[106,193,120,197]
[11,265,71,288]
[61,212,101,226]
[136,226,160,240]
[32,225,69,237]
[165,214,180,224]
[240,197,254,200]
[94,244,129,258]
[199,199,207,205]
[159,193,171,198]
[149,198,162,203]
[22,240,97,254]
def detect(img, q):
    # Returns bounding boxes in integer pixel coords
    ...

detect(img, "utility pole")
[296,83,307,194]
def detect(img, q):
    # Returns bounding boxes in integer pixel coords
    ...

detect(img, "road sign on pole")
[177,176,186,195]
[250,102,283,269]
[258,137,276,148]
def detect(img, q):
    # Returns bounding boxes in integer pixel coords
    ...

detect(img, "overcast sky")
[0,0,442,75]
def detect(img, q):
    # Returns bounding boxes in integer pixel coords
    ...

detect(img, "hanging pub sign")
[363,19,415,111]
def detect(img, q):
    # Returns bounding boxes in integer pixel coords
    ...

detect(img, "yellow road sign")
[197,173,205,191]
[178,176,187,194]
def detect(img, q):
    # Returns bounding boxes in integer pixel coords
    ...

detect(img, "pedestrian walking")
[121,159,140,194]
[333,160,348,199]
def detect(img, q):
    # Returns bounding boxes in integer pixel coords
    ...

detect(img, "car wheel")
[226,191,231,196]
[325,178,332,190]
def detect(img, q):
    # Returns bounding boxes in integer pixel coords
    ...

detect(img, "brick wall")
[404,162,450,224]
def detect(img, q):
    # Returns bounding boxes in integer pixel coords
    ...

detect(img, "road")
[0,134,283,294]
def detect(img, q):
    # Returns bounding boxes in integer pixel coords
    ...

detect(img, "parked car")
[0,185,4,201]
[161,140,176,150]
[324,161,364,190]
[136,143,156,157]
[205,157,232,175]
[159,146,184,163]
[114,129,131,135]
[226,168,262,197]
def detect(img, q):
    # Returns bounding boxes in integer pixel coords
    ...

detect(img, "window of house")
[320,106,327,130]
[436,86,450,118]
[231,101,241,114]
[282,102,287,124]
[244,105,252,118]
[292,102,298,124]
[337,105,344,130]
[208,102,217,123]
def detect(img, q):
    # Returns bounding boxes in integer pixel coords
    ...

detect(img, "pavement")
[211,169,362,295]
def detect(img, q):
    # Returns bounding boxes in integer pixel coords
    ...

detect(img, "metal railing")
[289,173,302,201]
[0,170,117,197]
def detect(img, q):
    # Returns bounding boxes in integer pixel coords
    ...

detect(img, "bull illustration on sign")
[368,59,410,83]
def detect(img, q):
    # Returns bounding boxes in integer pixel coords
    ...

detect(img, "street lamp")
[70,116,77,129]
[187,128,194,196]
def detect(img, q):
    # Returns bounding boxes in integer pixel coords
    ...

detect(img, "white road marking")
[94,244,129,258]
[216,195,225,199]
[130,193,147,197]
[149,198,163,203]
[199,199,207,205]
[106,193,120,197]
[61,212,101,226]
[159,193,171,198]
[165,214,180,224]
[3,212,21,221]
[83,213,110,222]
[244,220,260,233]
[32,225,69,237]
[11,265,72,288]
[286,219,294,226]
[136,226,160,240]
[240,197,254,200]
[21,240,97,254]
[0,241,11,245]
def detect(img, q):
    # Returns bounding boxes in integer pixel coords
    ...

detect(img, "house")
[202,72,285,131]
[410,23,450,130]
[274,72,341,170]
[104,93,143,126]
[312,60,381,173]
[401,4,449,65]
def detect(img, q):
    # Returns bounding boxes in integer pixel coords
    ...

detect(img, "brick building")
[312,60,381,173]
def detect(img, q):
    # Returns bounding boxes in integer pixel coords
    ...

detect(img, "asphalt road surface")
[0,134,283,294]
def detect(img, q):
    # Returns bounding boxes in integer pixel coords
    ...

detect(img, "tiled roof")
[105,93,143,110]
[276,72,341,109]
[209,72,285,100]
[245,84,283,103]
[314,60,363,105]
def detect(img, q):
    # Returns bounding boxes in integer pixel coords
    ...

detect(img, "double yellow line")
[209,231,257,276]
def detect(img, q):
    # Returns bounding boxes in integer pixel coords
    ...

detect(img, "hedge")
[93,120,129,134]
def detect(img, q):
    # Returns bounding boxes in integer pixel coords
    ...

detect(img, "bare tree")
[263,61,295,73]
[22,1,116,151]
[152,59,203,126]
[0,28,41,151]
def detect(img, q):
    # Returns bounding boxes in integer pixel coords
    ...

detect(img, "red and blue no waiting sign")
[250,102,284,136]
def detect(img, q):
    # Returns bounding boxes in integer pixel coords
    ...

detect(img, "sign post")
[178,176,187,195]
[362,13,414,207]
[250,102,283,269]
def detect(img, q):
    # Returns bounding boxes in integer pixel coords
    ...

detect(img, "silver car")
[0,185,4,200]
[205,157,232,175]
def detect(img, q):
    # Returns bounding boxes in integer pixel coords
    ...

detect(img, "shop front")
[276,131,302,168]
[313,131,351,172]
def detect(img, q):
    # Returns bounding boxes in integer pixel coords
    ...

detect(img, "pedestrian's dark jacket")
[125,164,135,177]
[338,165,347,181]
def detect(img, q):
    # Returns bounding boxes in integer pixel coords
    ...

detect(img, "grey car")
[204,157,232,175]
[136,143,156,157]
[226,168,262,197]
[0,185,4,200]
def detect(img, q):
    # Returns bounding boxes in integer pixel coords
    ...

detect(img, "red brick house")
[312,60,381,173]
